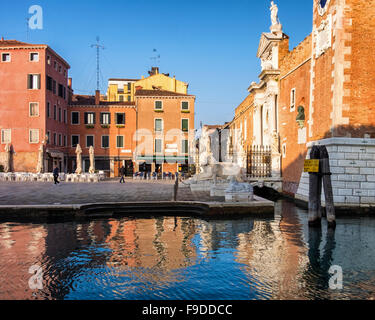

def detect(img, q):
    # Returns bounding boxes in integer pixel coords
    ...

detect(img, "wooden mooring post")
[307,145,336,229]
[172,173,179,202]
[320,146,336,229]
[308,146,322,227]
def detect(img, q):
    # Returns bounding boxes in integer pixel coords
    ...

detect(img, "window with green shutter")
[155,101,163,110]
[182,119,189,132]
[155,119,163,132]
[182,140,189,154]
[181,101,189,111]
[117,136,124,148]
[155,139,162,153]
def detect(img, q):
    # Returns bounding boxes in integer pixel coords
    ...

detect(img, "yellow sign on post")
[304,159,320,173]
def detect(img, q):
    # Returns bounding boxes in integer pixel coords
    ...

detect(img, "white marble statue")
[270,1,279,26]
[75,144,82,174]
[89,146,95,174]
[226,176,254,193]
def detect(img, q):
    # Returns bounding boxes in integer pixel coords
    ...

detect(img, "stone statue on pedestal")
[270,1,279,26]
[270,1,282,33]
[75,144,82,174]
[89,146,95,174]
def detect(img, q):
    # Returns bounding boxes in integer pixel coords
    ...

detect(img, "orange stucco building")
[0,38,70,172]
[0,37,196,177]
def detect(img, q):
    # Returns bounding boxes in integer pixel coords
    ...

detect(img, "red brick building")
[0,38,70,172]
[225,0,375,206]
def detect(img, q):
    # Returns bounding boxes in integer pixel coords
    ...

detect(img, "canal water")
[0,200,374,300]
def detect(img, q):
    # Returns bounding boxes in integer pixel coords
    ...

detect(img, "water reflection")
[0,201,375,300]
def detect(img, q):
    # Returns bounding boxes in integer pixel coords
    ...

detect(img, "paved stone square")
[0,179,224,205]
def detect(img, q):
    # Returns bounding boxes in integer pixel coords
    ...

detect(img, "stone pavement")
[0,179,225,205]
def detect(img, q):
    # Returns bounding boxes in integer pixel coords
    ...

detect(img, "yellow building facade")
[106,67,189,102]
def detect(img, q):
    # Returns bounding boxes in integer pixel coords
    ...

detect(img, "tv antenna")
[91,36,105,91]
[150,48,161,66]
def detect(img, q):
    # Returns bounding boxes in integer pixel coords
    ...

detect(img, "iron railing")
[247,145,272,178]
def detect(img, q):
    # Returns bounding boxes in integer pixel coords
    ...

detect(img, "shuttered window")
[27,74,41,90]
[84,112,96,125]
[182,119,189,132]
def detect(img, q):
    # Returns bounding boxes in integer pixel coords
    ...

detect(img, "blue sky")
[1,0,313,127]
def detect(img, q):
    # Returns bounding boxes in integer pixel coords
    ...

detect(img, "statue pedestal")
[270,24,282,33]
[210,182,230,197]
[225,192,254,203]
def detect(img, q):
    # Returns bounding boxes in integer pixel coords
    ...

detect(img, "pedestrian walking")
[119,165,126,184]
[53,166,60,185]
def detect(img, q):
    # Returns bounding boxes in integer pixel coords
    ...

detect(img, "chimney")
[1,37,4,41]
[95,90,100,105]
[68,78,72,88]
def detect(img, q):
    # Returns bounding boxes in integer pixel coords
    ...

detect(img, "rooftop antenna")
[91,36,105,91]
[150,48,161,66]
[26,17,30,41]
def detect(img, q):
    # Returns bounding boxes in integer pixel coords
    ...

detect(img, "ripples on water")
[0,200,375,300]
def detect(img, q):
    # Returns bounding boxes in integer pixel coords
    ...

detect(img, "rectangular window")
[290,88,296,111]
[127,82,131,92]
[1,53,10,62]
[63,86,66,100]
[101,136,109,149]
[47,102,50,118]
[71,135,79,147]
[30,52,39,62]
[155,139,162,153]
[46,131,50,144]
[29,102,39,117]
[54,105,57,120]
[27,74,41,90]
[86,135,94,148]
[155,101,163,110]
[101,113,111,125]
[127,96,131,102]
[119,95,124,102]
[58,84,64,98]
[155,119,163,132]
[63,135,67,147]
[53,133,57,145]
[116,136,124,148]
[182,139,189,154]
[64,109,67,123]
[46,76,53,91]
[47,55,51,65]
[1,129,11,144]
[58,108,62,122]
[116,113,125,125]
[53,80,56,94]
[84,112,96,125]
[71,111,79,124]
[181,101,189,111]
[59,134,62,146]
[182,119,189,132]
[29,129,39,144]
